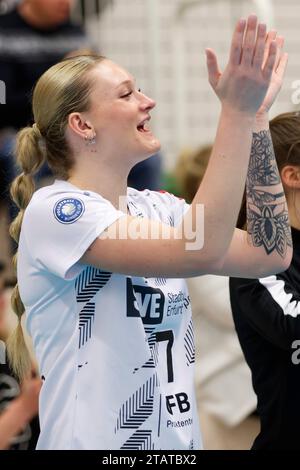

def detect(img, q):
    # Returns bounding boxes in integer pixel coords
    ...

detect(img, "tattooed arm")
[246,122,292,258]
[244,34,292,263]
[204,34,292,278]
[207,117,292,278]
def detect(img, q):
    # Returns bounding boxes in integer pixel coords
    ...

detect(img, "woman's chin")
[145,138,161,155]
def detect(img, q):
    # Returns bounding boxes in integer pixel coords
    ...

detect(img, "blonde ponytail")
[7,55,105,380]
[7,125,46,381]
[6,286,31,380]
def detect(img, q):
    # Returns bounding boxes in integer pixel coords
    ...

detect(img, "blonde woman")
[8,16,291,449]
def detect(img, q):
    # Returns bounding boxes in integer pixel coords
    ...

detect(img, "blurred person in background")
[5,16,293,450]
[230,111,300,450]
[0,260,41,449]
[175,146,258,450]
[0,372,41,450]
[0,0,93,213]
[0,0,94,282]
[0,0,91,135]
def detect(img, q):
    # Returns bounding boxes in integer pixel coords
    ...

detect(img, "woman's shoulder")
[24,180,70,218]
[27,180,112,216]
[22,180,125,243]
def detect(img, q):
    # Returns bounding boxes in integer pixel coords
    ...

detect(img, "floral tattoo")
[247,130,292,258]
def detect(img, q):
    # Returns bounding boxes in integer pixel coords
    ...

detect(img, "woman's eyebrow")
[116,78,136,89]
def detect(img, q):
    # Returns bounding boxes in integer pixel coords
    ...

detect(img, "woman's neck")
[67,162,129,211]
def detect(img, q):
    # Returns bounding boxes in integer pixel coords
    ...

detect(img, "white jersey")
[18,179,202,450]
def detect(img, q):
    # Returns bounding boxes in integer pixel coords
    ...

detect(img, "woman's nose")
[140,93,156,111]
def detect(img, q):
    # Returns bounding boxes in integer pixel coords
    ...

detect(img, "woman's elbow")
[260,246,293,277]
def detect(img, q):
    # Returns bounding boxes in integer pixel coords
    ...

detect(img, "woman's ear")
[68,113,93,139]
[280,165,300,189]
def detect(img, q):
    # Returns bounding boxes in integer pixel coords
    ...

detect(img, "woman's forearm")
[182,107,255,264]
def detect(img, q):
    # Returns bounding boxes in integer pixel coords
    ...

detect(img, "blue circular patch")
[54,198,85,224]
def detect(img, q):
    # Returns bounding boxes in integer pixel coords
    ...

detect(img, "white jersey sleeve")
[21,186,126,280]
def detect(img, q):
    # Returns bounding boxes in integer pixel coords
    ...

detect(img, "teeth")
[137,118,151,132]
[138,118,150,127]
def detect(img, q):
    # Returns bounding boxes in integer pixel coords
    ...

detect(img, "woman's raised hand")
[206,15,277,116]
